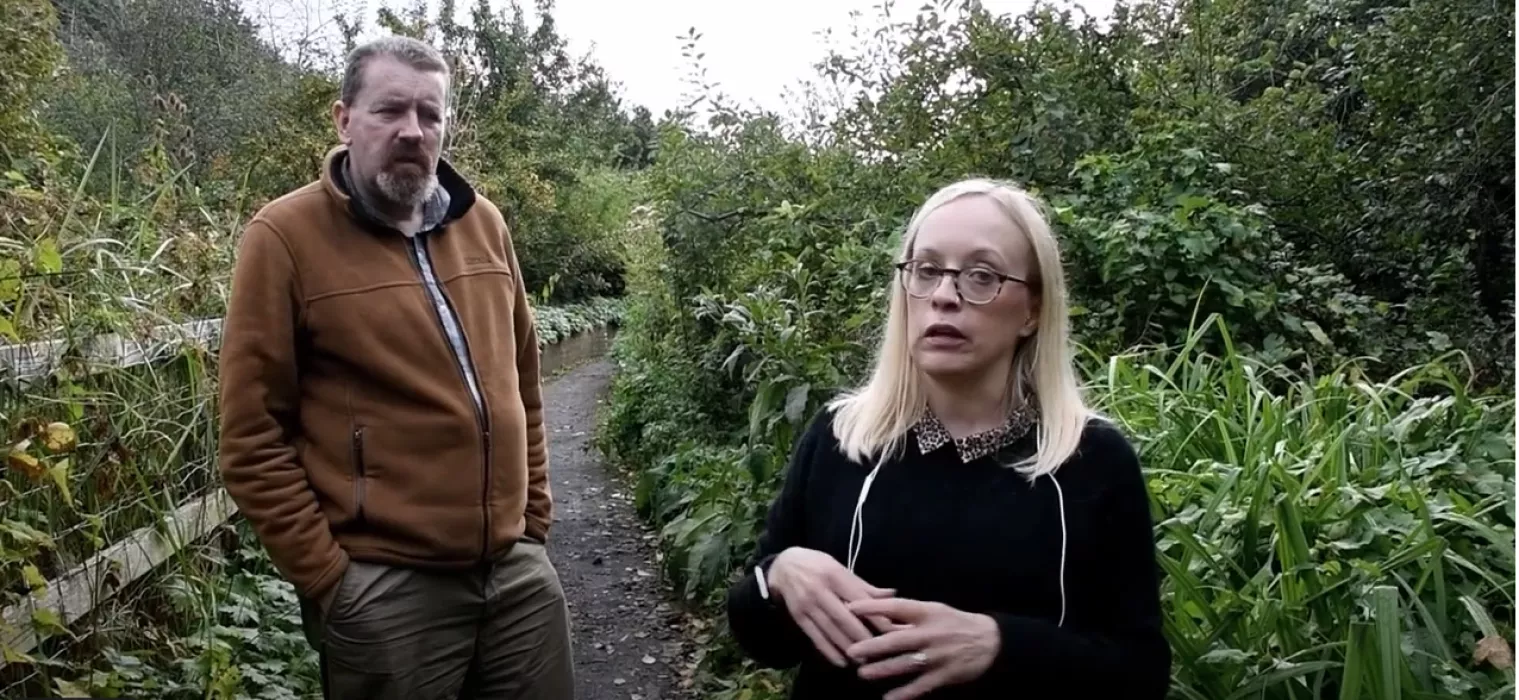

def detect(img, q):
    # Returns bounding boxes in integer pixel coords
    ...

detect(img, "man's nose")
[397,110,423,140]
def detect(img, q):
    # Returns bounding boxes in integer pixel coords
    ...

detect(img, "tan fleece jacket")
[217,146,550,601]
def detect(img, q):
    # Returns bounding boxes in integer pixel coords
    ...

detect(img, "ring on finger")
[909,651,929,666]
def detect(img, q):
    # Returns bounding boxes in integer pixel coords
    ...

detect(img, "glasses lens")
[960,268,1002,303]
[903,262,940,297]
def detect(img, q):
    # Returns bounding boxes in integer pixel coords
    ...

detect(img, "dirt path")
[542,359,694,700]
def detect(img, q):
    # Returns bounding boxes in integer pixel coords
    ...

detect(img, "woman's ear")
[1019,296,1041,338]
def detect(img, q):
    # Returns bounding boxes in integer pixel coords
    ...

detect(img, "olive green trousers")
[300,540,575,700]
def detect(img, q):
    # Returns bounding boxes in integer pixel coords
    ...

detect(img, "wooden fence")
[0,316,613,667]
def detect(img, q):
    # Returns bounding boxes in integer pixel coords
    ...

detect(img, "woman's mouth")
[923,323,968,347]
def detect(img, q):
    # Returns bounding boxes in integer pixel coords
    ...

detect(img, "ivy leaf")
[35,237,62,274]
[32,607,71,639]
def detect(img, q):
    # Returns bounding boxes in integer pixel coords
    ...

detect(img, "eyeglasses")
[895,260,1027,305]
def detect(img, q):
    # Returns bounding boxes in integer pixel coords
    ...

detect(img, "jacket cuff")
[303,549,352,602]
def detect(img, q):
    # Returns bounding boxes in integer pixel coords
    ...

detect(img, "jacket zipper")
[405,235,494,562]
[351,426,367,523]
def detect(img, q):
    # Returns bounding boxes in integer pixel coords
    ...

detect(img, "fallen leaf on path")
[1475,635,1513,669]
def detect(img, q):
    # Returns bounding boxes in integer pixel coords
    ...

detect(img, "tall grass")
[1091,315,1515,699]
[0,293,625,697]
[604,311,1515,699]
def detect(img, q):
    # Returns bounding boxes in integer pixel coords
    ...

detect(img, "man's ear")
[332,100,351,144]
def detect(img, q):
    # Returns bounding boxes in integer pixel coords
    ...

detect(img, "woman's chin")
[913,349,986,378]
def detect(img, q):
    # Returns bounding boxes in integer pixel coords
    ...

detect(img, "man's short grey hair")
[340,36,450,105]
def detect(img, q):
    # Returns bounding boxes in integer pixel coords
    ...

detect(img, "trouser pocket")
[321,564,482,700]
[469,543,574,699]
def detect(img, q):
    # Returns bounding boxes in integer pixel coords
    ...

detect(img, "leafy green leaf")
[34,236,62,274]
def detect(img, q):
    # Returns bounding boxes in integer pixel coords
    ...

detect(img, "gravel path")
[542,359,695,700]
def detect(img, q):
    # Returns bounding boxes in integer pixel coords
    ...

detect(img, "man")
[217,36,574,699]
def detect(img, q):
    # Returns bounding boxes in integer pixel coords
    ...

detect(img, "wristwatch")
[754,554,778,601]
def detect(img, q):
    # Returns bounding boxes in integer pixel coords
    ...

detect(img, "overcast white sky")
[243,0,1116,119]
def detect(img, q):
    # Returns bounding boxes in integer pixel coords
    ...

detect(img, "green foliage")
[0,0,70,178]
[597,0,1513,697]
[10,522,323,699]
[515,169,648,303]
[531,295,626,346]
[376,0,655,302]
[0,0,647,694]
[1095,318,1513,698]
[0,293,622,696]
[1052,133,1382,365]
[25,0,654,306]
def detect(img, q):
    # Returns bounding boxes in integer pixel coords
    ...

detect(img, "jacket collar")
[319,145,477,236]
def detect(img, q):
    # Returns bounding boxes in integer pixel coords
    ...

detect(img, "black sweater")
[724,408,1172,699]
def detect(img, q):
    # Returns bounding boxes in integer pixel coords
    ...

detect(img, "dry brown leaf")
[8,440,44,481]
[1474,635,1513,670]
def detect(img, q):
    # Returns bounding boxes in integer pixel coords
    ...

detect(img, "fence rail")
[0,489,236,664]
[0,315,614,668]
[0,318,222,381]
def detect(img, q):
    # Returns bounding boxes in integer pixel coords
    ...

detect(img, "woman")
[724,178,1171,699]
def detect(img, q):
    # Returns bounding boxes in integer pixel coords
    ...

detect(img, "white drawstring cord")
[846,462,882,573]
[846,458,1068,630]
[1050,472,1068,628]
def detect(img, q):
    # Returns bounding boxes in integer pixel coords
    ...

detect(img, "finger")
[818,592,877,646]
[848,597,934,623]
[858,651,932,681]
[795,614,848,667]
[884,666,953,700]
[807,600,866,658]
[865,614,907,634]
[829,570,894,605]
[830,578,899,633]
[847,627,933,664]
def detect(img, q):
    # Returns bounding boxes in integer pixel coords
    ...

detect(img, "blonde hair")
[827,177,1091,479]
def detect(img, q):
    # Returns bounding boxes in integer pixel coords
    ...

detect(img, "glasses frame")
[894,260,1028,305]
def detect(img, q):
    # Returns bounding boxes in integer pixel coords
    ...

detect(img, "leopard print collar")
[913,402,1037,463]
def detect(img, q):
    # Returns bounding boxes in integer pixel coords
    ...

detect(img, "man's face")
[333,55,448,211]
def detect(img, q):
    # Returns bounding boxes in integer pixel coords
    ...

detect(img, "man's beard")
[374,165,437,210]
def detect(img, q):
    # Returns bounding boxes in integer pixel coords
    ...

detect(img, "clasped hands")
[767,547,1000,700]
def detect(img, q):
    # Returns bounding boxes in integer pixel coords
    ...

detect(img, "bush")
[595,3,1513,696]
[1095,318,1514,698]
